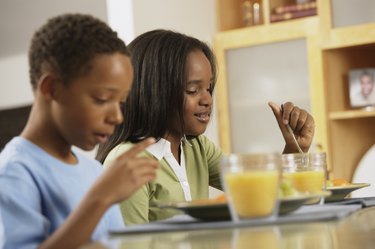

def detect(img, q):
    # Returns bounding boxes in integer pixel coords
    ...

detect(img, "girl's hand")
[92,138,159,206]
[268,101,315,153]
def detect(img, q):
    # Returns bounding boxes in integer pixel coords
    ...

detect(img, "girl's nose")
[200,91,212,106]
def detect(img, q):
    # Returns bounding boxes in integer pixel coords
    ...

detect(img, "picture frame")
[348,68,375,108]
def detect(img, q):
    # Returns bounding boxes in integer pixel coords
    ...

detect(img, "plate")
[279,191,331,214]
[156,192,331,221]
[156,201,230,221]
[325,183,371,202]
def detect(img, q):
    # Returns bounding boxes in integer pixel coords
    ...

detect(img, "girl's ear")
[38,73,58,101]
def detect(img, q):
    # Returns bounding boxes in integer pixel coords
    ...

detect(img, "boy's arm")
[39,138,158,249]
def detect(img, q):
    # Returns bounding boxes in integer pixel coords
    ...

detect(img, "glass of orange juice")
[281,152,327,203]
[221,153,281,223]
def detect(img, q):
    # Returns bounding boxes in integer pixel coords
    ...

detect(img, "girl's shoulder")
[188,135,222,154]
[190,135,216,147]
[103,141,149,167]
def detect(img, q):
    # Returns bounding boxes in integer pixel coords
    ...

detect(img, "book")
[270,8,317,23]
[274,1,317,15]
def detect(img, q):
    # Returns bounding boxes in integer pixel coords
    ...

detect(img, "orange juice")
[283,170,324,193]
[225,170,278,218]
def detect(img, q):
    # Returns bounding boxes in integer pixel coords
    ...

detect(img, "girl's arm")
[268,101,315,153]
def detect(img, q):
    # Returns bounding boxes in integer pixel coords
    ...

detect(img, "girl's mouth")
[195,112,210,122]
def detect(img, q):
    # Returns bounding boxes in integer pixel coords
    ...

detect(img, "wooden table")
[83,206,375,249]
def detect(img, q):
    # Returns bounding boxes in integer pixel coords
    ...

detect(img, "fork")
[286,124,304,154]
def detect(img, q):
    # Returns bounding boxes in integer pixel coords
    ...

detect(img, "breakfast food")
[279,178,299,198]
[326,178,350,187]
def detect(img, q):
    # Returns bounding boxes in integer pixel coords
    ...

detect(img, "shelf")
[329,109,375,120]
[214,16,318,49]
[216,0,318,31]
[322,23,375,49]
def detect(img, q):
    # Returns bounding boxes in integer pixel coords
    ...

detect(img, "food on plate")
[214,193,227,202]
[326,178,350,187]
[190,193,227,205]
[279,178,300,198]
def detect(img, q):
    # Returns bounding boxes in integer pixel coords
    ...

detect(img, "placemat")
[110,204,361,235]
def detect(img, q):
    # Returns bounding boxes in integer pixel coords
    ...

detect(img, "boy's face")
[183,50,213,136]
[52,53,133,150]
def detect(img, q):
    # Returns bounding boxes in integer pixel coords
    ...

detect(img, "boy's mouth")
[94,133,109,144]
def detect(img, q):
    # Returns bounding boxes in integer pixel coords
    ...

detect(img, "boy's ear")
[38,73,58,101]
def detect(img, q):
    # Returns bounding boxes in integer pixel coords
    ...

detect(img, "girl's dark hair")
[28,13,130,89]
[96,29,217,163]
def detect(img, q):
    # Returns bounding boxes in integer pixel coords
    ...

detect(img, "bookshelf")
[214,0,375,181]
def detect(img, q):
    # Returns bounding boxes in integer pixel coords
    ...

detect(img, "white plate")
[325,183,371,202]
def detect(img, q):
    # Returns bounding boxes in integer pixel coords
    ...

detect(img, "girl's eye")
[186,89,198,95]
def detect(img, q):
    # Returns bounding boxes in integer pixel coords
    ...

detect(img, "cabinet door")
[223,38,311,153]
[331,0,375,28]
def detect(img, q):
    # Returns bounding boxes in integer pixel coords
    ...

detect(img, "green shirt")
[103,135,223,225]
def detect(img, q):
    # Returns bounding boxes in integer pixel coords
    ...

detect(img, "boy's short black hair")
[28,13,130,90]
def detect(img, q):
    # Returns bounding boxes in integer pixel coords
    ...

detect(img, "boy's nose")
[108,104,123,125]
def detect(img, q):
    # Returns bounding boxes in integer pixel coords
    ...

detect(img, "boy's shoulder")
[0,137,102,174]
[0,137,34,166]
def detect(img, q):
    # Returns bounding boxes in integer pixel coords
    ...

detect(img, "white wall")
[0,0,108,111]
[0,54,33,109]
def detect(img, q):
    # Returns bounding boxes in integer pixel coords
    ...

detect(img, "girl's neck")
[163,133,183,164]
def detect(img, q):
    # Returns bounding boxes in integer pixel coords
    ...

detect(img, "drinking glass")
[281,152,327,203]
[221,153,281,223]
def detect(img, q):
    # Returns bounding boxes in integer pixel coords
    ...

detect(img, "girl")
[96,29,315,225]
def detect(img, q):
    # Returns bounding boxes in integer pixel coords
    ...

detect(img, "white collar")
[146,137,192,201]
[146,138,171,160]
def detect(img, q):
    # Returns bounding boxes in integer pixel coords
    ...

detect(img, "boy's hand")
[268,101,315,153]
[93,138,159,205]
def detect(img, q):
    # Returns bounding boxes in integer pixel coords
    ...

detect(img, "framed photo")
[349,68,375,108]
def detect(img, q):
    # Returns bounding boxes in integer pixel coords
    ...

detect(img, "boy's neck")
[21,106,77,165]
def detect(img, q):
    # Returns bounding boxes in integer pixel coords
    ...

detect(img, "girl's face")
[183,50,213,136]
[52,53,133,151]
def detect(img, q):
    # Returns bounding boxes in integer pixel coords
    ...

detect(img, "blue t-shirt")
[0,137,124,248]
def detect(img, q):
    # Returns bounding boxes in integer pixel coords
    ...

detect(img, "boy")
[0,13,158,248]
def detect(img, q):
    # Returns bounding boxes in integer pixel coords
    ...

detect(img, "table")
[82,206,375,249]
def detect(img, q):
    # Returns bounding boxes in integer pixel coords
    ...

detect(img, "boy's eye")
[94,97,109,104]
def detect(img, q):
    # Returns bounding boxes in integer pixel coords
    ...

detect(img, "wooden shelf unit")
[214,0,375,181]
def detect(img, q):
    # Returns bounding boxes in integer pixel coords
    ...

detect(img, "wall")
[0,0,219,150]
[0,0,108,110]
